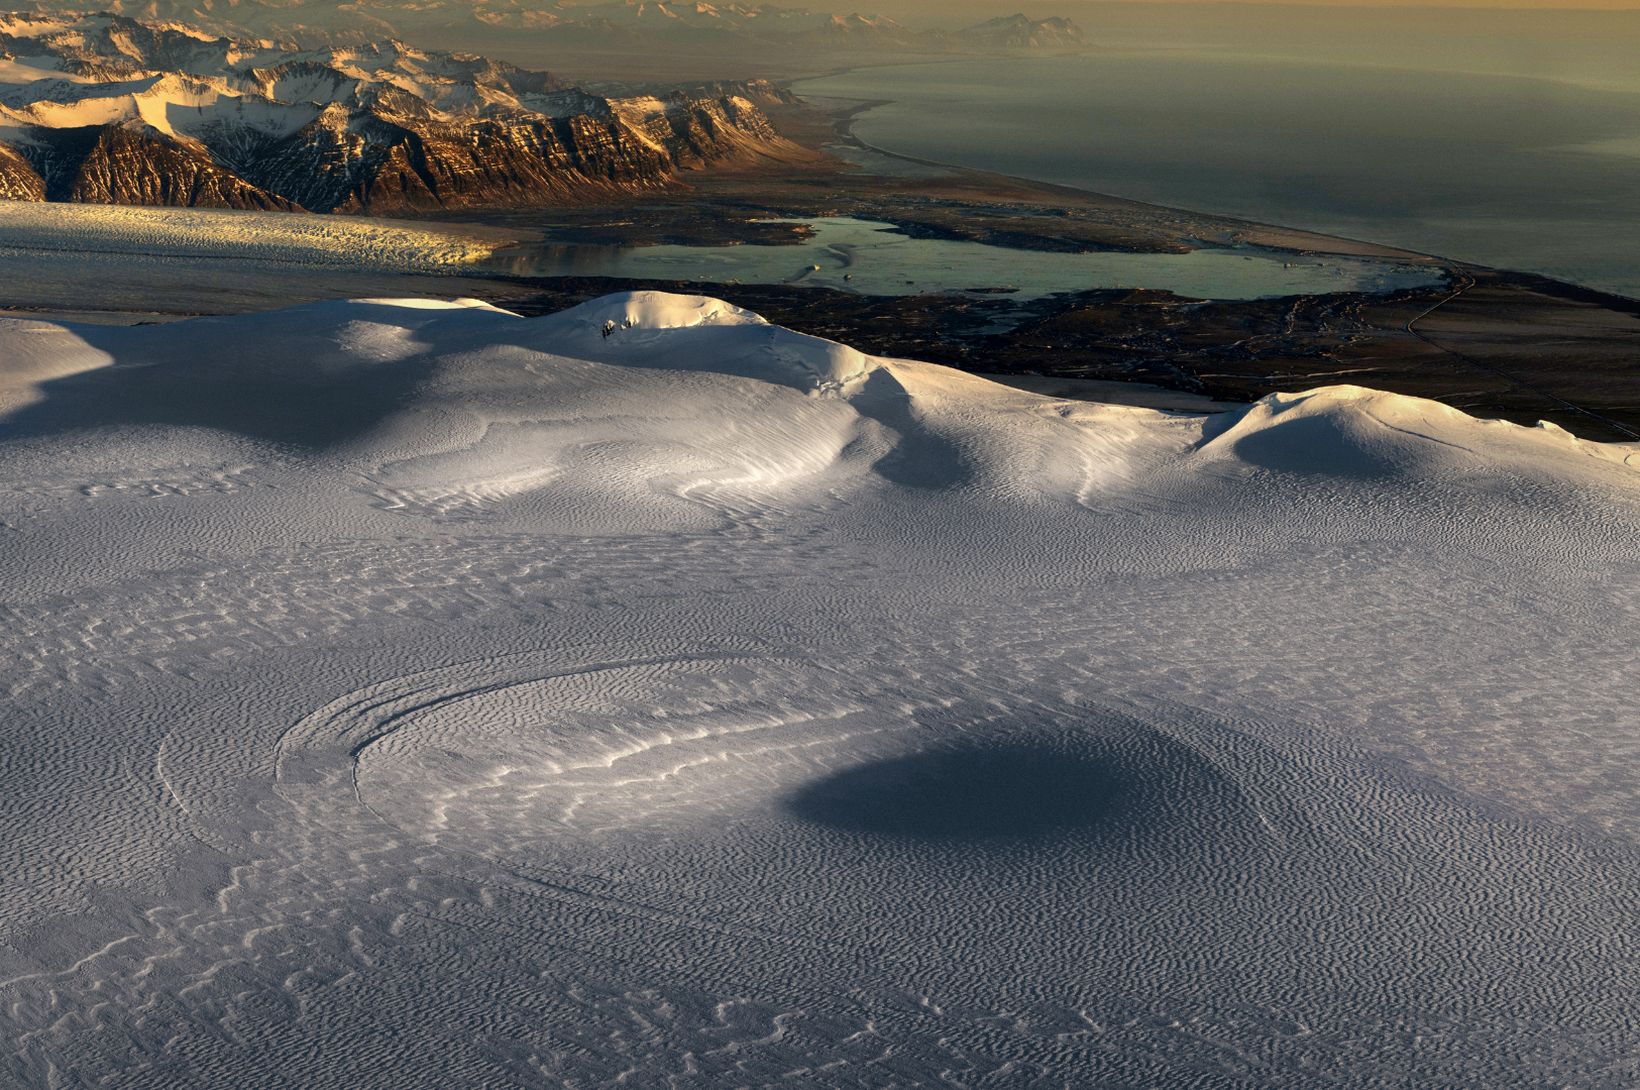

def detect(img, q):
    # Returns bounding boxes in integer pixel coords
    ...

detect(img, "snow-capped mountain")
[14,2,1086,54]
[517,2,927,47]
[0,12,799,212]
[952,13,1083,50]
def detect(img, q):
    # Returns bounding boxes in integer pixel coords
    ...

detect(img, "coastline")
[0,78,1636,441]
[791,71,1455,268]
[793,53,1640,303]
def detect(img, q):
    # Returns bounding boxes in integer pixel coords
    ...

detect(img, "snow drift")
[0,291,1636,1089]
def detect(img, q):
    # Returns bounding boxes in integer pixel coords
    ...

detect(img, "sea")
[796,52,1640,300]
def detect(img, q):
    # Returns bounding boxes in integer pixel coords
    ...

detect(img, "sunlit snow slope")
[1,292,1636,1088]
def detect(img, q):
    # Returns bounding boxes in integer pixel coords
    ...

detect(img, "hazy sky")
[1162,1,1640,6]
[1238,0,1640,7]
[1221,0,1640,5]
[879,0,1640,8]
[799,0,1634,97]
[862,0,1640,17]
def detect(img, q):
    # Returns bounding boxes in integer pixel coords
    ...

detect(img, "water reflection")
[490,217,1443,302]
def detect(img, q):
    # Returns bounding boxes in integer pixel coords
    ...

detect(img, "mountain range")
[0,11,804,212]
[15,2,1087,54]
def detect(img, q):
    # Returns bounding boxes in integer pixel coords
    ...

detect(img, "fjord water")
[797,53,1640,299]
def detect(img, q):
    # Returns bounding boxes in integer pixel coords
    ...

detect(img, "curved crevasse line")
[277,652,897,963]
[275,649,778,787]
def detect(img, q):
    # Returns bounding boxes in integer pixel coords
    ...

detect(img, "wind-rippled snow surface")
[0,200,503,270]
[1,291,1637,1088]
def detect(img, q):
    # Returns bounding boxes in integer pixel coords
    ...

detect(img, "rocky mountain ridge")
[0,12,802,212]
[15,2,1087,56]
[952,13,1083,50]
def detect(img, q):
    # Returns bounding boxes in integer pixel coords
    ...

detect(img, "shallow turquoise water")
[495,217,1442,301]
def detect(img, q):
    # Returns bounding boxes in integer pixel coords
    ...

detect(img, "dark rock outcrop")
[50,125,296,210]
[0,13,800,214]
[0,142,44,200]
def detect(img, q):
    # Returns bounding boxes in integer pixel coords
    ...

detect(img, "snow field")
[0,292,1636,1087]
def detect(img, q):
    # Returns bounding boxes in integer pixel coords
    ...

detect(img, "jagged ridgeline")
[7,2,1086,52]
[0,13,802,212]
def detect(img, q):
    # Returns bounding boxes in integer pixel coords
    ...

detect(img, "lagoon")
[493,216,1441,301]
